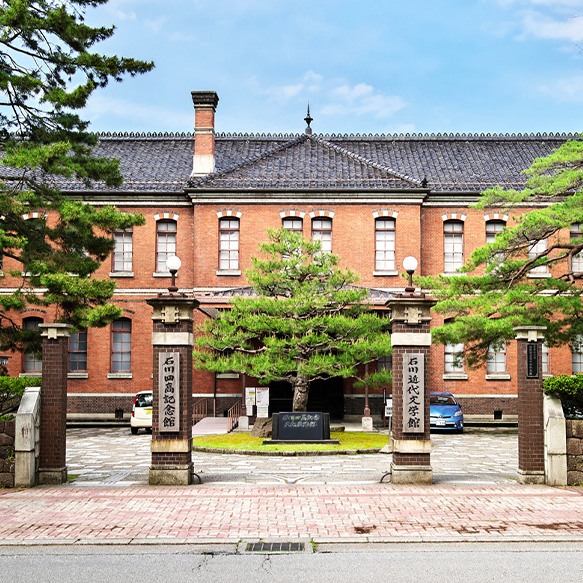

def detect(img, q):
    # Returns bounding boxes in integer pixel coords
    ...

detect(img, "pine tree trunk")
[292,377,310,412]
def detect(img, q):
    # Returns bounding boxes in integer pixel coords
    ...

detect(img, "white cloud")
[538,75,583,101]
[322,83,406,119]
[85,94,192,131]
[254,73,405,120]
[101,0,137,21]
[144,18,167,34]
[522,11,583,41]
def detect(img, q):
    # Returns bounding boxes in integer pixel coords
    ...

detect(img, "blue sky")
[84,0,583,135]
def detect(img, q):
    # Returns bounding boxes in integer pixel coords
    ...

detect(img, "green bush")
[543,375,583,419]
[0,377,42,416]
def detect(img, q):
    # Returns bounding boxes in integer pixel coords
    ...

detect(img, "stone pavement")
[64,426,519,486]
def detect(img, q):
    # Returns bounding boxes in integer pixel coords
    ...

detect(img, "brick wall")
[0,419,15,488]
[0,197,580,420]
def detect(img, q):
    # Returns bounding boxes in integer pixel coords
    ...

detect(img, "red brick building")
[1,91,579,420]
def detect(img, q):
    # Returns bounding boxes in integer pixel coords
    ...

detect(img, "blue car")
[430,391,464,432]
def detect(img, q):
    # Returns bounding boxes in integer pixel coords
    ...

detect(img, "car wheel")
[131,427,138,435]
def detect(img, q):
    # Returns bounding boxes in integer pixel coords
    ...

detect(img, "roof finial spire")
[304,103,313,135]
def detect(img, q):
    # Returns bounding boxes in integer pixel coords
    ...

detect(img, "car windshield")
[135,393,153,407]
[430,394,456,406]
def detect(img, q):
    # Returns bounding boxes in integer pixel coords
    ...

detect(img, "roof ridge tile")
[187,134,309,187]
[308,134,423,187]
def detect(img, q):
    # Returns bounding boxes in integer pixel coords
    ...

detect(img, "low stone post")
[386,295,436,484]
[514,326,546,484]
[147,296,199,485]
[37,323,72,485]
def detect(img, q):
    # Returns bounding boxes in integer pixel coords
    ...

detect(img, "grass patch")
[192,431,388,452]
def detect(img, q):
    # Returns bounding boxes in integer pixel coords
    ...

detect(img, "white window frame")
[444,220,464,273]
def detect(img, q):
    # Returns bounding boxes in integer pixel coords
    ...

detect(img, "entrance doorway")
[269,377,344,419]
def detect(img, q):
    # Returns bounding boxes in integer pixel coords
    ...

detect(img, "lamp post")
[402,256,418,293]
[166,255,181,294]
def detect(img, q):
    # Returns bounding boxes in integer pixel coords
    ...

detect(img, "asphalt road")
[1,543,582,583]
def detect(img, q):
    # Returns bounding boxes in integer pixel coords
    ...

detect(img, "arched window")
[282,217,303,234]
[156,220,177,273]
[219,217,240,270]
[375,218,395,271]
[443,220,464,273]
[312,217,332,252]
[23,317,43,373]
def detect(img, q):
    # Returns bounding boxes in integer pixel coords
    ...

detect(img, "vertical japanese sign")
[403,353,424,433]
[159,352,180,432]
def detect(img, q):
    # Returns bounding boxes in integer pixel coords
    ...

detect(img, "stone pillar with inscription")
[386,293,436,485]
[147,295,199,485]
[514,326,547,485]
[38,323,72,485]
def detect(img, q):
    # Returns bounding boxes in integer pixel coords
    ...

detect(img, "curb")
[191,446,385,456]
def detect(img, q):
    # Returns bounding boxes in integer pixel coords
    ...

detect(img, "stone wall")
[0,419,15,488]
[567,419,583,486]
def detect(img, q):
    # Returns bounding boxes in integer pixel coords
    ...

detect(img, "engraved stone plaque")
[403,353,424,434]
[159,352,180,432]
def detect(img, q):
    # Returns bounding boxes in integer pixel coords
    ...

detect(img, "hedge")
[543,374,583,419]
[0,376,42,418]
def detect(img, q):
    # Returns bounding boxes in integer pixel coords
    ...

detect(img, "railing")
[227,400,243,433]
[192,398,208,424]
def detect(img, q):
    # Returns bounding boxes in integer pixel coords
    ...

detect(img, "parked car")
[430,391,463,432]
[131,390,153,434]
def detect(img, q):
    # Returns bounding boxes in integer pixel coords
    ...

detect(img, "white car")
[130,390,153,434]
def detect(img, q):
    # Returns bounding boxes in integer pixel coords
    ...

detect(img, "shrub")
[0,377,42,416]
[543,375,583,419]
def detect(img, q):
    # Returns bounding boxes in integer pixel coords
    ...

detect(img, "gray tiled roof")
[36,131,579,194]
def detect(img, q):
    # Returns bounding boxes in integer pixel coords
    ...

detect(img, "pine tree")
[0,1,153,353]
[418,138,583,367]
[194,228,392,412]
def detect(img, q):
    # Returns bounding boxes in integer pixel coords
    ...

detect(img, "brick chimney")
[191,91,219,177]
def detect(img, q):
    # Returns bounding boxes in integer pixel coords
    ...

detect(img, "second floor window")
[312,218,332,252]
[282,217,303,234]
[113,230,133,272]
[444,220,464,273]
[219,218,240,270]
[156,220,177,273]
[486,220,505,244]
[528,238,548,274]
[375,218,395,271]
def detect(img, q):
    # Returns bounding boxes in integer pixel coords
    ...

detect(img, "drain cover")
[246,542,305,552]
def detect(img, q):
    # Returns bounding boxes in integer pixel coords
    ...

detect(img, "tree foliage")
[0,1,152,354]
[194,229,392,412]
[418,138,583,367]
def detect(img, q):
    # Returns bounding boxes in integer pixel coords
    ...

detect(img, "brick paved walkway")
[1,484,582,544]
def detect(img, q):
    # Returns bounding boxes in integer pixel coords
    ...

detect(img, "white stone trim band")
[391,333,432,346]
[151,332,194,346]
